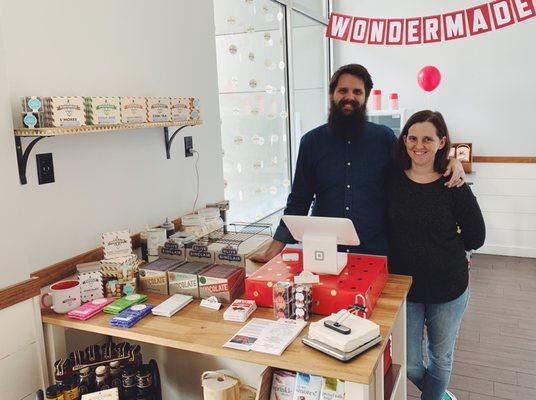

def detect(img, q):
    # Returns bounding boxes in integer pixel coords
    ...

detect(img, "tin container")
[147,228,167,256]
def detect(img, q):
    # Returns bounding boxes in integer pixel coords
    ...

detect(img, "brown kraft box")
[198,264,245,303]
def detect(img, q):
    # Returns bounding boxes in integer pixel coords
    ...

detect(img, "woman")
[388,110,485,400]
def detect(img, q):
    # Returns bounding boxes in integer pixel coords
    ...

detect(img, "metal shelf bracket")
[15,136,46,185]
[164,126,190,159]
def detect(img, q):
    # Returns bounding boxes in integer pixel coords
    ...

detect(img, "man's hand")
[249,239,285,264]
[444,157,466,188]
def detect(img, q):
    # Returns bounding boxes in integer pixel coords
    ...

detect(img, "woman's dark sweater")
[387,168,486,303]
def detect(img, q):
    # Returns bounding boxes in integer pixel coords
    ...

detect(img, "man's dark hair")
[329,64,374,98]
[393,110,451,173]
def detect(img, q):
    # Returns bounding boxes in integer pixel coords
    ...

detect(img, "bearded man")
[250,64,465,261]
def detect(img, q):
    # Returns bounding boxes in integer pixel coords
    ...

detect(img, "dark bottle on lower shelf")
[121,364,137,400]
[78,367,95,397]
[95,365,111,391]
[136,364,154,400]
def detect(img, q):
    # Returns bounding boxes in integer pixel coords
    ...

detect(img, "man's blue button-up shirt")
[274,122,396,256]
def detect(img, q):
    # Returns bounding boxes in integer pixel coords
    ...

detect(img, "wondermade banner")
[326,0,535,45]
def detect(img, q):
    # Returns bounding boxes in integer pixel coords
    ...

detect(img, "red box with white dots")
[245,249,388,318]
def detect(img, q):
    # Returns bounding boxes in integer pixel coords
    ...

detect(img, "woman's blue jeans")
[406,288,469,400]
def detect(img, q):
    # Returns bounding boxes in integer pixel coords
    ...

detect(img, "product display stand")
[40,274,410,400]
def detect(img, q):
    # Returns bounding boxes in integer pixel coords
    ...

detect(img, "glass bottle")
[109,360,122,393]
[61,377,80,400]
[136,364,154,400]
[78,367,95,396]
[121,364,137,400]
[45,385,64,400]
[95,365,111,391]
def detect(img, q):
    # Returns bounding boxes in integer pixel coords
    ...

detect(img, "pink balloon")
[417,66,441,92]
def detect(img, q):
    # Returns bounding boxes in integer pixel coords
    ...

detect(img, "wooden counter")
[42,274,411,385]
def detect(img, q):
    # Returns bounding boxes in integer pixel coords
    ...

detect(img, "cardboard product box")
[186,243,215,264]
[245,249,388,318]
[198,264,245,303]
[44,96,86,127]
[120,96,148,124]
[77,261,103,302]
[320,377,345,400]
[22,112,45,128]
[170,97,193,121]
[85,96,121,125]
[146,97,171,122]
[139,258,185,295]
[22,96,44,112]
[167,261,213,298]
[158,239,186,261]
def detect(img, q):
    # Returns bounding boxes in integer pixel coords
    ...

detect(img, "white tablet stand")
[281,216,360,275]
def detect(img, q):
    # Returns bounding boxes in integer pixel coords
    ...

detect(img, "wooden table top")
[42,274,411,384]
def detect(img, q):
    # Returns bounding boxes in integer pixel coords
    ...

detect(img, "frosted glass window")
[291,10,329,165]
[292,0,328,19]
[214,0,291,223]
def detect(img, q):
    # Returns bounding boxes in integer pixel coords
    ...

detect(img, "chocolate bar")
[110,304,153,328]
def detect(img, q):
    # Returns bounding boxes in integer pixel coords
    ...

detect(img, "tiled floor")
[407,253,536,400]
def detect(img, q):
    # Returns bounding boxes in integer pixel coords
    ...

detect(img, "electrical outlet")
[36,153,55,184]
[184,136,193,157]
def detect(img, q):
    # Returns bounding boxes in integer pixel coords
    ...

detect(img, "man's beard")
[328,99,368,140]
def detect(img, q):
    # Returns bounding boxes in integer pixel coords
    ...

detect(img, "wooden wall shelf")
[14,120,202,185]
[14,119,202,137]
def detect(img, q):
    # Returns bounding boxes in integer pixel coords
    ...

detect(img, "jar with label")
[372,89,382,110]
[60,377,80,400]
[389,93,399,110]
[45,385,64,400]
[140,229,148,262]
[180,214,209,238]
[147,228,167,256]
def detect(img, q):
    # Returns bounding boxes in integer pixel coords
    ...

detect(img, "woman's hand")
[444,157,466,188]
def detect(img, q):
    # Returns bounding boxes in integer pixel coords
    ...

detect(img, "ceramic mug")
[41,280,81,313]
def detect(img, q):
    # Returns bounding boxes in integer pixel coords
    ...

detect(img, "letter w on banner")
[326,13,353,40]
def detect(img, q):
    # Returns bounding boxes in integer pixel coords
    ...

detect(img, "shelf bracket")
[164,126,190,159]
[15,136,46,185]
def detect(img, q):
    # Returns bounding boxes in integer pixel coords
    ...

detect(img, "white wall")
[332,0,536,156]
[0,0,224,288]
[333,0,536,257]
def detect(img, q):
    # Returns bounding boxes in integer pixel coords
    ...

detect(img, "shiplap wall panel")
[478,196,536,214]
[483,213,536,231]
[473,163,536,258]
[0,300,36,360]
[0,343,42,400]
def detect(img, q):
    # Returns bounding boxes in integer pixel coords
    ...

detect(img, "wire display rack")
[196,222,272,252]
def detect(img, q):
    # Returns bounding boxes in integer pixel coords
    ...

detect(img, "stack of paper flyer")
[224,318,307,356]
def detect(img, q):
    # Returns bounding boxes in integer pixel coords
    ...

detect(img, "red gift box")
[245,249,388,318]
